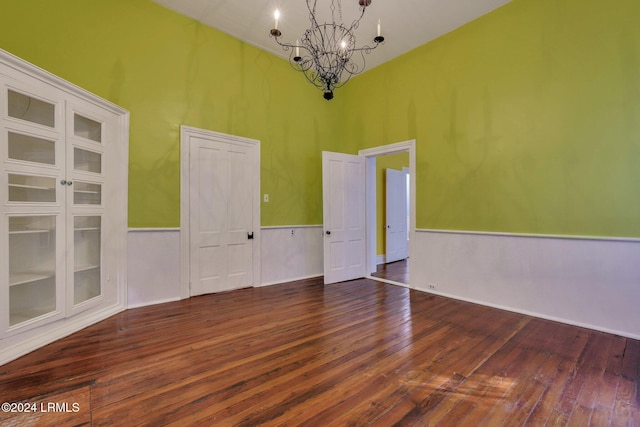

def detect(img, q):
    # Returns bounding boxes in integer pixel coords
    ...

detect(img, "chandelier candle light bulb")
[269,0,384,100]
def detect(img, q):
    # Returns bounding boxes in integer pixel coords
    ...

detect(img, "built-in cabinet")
[0,49,128,364]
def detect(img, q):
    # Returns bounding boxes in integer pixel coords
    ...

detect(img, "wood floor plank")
[292,303,462,426]
[95,284,416,424]
[429,318,559,425]
[523,327,592,426]
[594,335,627,412]
[161,290,450,423]
[371,312,531,425]
[472,321,566,426]
[590,405,613,426]
[255,300,458,426]
[0,266,638,426]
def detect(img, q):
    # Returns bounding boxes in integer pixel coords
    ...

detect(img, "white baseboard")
[127,297,182,310]
[260,274,324,287]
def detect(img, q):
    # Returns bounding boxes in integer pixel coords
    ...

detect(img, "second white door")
[322,151,366,284]
[189,134,255,296]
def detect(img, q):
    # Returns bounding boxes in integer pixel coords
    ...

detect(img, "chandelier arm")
[350,42,382,54]
[302,72,325,91]
[298,59,327,91]
[272,36,307,53]
[276,42,325,91]
[341,47,370,76]
[346,7,367,34]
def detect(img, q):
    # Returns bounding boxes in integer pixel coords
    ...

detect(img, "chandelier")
[269,0,385,100]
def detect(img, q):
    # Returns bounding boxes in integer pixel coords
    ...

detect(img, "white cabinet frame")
[0,49,129,365]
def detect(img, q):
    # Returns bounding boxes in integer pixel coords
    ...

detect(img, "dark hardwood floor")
[372,259,409,284]
[1,272,638,426]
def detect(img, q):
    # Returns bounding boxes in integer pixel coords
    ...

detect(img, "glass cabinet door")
[73,181,101,205]
[73,113,102,142]
[3,83,64,334]
[8,131,56,165]
[73,147,101,173]
[70,111,103,206]
[8,216,58,326]
[8,173,57,203]
[66,106,106,315]
[8,89,56,128]
[73,216,101,305]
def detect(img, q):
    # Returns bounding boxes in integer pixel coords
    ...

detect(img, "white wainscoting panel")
[261,226,324,286]
[128,226,323,307]
[412,230,640,339]
[128,229,181,308]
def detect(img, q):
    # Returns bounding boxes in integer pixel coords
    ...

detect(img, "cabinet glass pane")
[73,182,101,205]
[74,147,101,173]
[74,216,101,305]
[8,90,55,128]
[74,114,102,142]
[8,174,56,203]
[9,216,57,326]
[8,132,56,165]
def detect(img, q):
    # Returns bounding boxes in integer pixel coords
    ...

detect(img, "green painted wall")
[341,0,640,238]
[0,0,335,227]
[2,0,638,238]
[376,153,409,255]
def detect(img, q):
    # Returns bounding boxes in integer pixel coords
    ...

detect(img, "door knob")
[326,230,331,235]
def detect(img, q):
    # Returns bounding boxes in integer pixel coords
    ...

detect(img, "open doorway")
[359,140,416,288]
[374,161,410,283]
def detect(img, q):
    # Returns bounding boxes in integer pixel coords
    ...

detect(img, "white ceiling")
[153,0,511,71]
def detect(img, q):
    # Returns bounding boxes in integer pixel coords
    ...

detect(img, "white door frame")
[179,125,261,299]
[359,140,416,287]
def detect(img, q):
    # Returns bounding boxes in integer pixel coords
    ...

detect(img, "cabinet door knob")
[66,181,73,186]
[60,179,67,185]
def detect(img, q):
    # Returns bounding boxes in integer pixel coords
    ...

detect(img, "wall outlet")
[263,194,269,203]
[290,229,295,236]
[428,283,437,290]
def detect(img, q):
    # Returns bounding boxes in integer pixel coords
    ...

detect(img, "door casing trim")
[359,140,416,285]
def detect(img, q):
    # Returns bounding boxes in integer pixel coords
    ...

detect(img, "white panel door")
[189,136,253,296]
[385,168,409,263]
[322,151,366,284]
